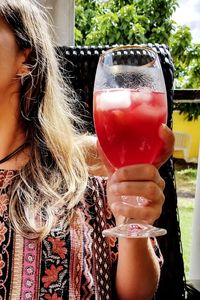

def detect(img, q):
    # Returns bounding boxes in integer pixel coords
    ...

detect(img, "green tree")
[135,0,178,43]
[75,0,200,120]
[169,25,200,88]
[75,0,102,44]
[169,25,200,120]
[75,0,178,45]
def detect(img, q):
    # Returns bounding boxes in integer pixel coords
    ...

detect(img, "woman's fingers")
[111,164,165,189]
[154,124,175,168]
[107,164,165,224]
[108,181,165,202]
[110,201,163,224]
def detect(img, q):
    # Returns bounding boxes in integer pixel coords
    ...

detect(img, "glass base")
[102,222,167,238]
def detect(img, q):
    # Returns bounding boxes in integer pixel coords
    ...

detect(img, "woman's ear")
[17,48,32,76]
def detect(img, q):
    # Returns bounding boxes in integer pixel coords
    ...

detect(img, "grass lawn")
[175,161,197,278]
[178,198,194,277]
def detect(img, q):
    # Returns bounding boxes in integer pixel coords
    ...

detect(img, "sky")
[173,0,200,43]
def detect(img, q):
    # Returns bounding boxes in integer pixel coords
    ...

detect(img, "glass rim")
[99,45,157,67]
[100,45,157,56]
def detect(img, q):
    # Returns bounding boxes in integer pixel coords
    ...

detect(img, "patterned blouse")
[0,170,162,300]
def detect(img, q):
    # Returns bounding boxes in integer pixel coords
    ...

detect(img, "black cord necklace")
[0,143,28,164]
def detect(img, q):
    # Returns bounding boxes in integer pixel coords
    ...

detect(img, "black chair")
[58,44,186,300]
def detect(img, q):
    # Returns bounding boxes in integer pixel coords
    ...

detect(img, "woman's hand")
[102,126,173,300]
[107,164,165,224]
[107,165,165,299]
[153,124,175,168]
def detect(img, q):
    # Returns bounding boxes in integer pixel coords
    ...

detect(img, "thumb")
[153,124,175,168]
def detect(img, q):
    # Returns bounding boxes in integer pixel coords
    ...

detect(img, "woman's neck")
[0,95,29,170]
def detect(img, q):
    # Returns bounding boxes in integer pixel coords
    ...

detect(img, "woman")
[0,0,174,299]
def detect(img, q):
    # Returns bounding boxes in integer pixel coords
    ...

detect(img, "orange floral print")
[0,170,14,188]
[0,254,5,276]
[108,235,117,248]
[105,205,113,220]
[45,293,62,300]
[0,222,7,246]
[0,194,9,217]
[48,237,67,259]
[42,264,64,288]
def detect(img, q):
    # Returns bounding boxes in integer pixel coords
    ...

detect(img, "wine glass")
[93,45,167,238]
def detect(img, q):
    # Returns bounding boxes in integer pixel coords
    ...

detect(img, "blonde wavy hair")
[0,0,88,239]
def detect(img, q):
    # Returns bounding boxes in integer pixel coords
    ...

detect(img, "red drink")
[93,88,167,168]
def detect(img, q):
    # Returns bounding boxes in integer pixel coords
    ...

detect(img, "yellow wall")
[173,110,200,162]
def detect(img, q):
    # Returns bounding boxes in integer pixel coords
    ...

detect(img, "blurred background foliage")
[75,0,200,120]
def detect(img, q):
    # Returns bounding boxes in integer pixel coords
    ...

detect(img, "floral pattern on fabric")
[0,194,9,217]
[0,170,16,300]
[39,176,118,300]
[0,254,5,276]
[47,237,67,259]
[0,171,163,300]
[40,230,70,299]
[0,221,7,245]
